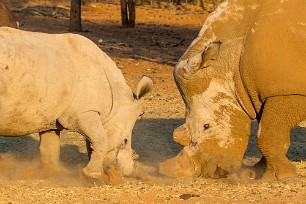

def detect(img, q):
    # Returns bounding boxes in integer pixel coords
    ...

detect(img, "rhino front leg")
[75,111,108,181]
[39,130,61,175]
[257,95,306,181]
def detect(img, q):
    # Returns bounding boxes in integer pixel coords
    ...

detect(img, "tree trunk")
[127,0,135,28]
[121,0,128,28]
[0,2,17,28]
[121,0,136,28]
[69,0,82,32]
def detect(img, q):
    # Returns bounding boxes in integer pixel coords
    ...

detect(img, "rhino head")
[159,0,258,178]
[159,42,251,178]
[99,76,153,177]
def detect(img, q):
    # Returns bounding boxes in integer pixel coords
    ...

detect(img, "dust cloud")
[0,134,90,187]
[0,128,178,187]
[0,120,304,187]
[0,153,89,187]
[0,151,177,187]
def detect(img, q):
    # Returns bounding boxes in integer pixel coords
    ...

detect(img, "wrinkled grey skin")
[160,0,306,180]
[0,27,152,181]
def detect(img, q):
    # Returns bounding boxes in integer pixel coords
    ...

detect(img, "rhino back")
[0,27,112,135]
[241,0,306,105]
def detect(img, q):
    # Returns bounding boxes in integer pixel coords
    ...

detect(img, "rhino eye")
[203,123,210,130]
[138,111,144,119]
[124,139,128,145]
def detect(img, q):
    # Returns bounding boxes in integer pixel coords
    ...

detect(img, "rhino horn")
[159,149,197,178]
[173,124,191,147]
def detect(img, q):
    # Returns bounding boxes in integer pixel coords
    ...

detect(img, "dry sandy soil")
[0,0,305,203]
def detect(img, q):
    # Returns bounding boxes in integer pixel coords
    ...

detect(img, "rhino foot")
[253,157,297,181]
[104,166,126,185]
[275,172,297,182]
[82,165,125,185]
[82,167,103,180]
[261,165,297,182]
[81,168,108,186]
[267,165,296,182]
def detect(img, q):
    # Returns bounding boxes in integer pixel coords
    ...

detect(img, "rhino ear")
[202,41,221,68]
[183,41,221,75]
[136,76,153,100]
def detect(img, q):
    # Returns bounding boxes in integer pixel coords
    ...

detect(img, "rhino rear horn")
[183,41,221,75]
[136,76,153,100]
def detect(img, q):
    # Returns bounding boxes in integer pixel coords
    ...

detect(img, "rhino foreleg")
[39,130,61,175]
[257,95,306,181]
[75,111,108,182]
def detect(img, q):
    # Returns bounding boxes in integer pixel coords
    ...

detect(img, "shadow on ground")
[244,121,306,162]
[133,118,184,167]
[0,119,304,179]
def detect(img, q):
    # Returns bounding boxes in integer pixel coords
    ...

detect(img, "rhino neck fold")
[99,57,132,125]
[233,66,257,119]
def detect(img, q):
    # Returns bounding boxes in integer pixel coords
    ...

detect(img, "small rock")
[179,193,200,200]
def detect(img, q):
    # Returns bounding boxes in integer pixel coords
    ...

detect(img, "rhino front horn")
[173,125,191,147]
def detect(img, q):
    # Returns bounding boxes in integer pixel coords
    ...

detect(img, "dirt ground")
[0,1,305,203]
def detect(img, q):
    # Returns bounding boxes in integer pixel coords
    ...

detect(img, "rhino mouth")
[104,140,134,176]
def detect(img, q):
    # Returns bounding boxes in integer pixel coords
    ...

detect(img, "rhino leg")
[72,111,108,181]
[39,130,61,175]
[257,95,306,181]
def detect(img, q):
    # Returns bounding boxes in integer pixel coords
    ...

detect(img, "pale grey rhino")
[159,0,306,181]
[0,27,152,182]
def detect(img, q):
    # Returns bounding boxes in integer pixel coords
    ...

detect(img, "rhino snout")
[117,149,134,176]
